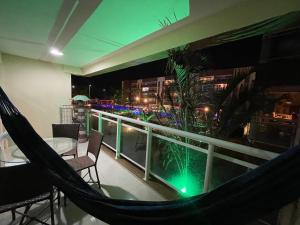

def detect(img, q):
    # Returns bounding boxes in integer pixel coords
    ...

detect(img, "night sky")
[72,58,168,98]
[72,36,262,98]
[72,29,300,99]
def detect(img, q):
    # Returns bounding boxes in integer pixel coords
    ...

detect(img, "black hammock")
[0,87,300,225]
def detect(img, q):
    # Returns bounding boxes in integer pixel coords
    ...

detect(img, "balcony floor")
[0,142,177,225]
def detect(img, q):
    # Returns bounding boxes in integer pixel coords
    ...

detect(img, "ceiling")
[60,0,189,66]
[0,0,62,60]
[0,0,189,67]
[0,0,299,76]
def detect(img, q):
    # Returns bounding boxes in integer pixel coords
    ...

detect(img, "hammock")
[1,87,300,224]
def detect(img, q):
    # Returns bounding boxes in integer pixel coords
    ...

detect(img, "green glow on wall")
[63,0,190,66]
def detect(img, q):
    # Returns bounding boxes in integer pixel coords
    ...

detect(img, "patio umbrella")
[72,95,90,102]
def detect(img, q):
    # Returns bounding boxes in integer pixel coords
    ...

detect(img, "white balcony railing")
[0,119,9,150]
[90,109,279,195]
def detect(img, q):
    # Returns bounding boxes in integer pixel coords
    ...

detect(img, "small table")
[0,137,77,166]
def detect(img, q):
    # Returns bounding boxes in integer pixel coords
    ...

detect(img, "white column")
[144,127,153,181]
[98,113,103,133]
[115,118,122,159]
[203,144,214,192]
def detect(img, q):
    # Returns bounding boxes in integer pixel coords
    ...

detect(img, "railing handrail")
[91,109,279,160]
[0,131,9,141]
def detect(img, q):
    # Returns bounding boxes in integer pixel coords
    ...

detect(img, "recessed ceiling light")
[49,48,64,56]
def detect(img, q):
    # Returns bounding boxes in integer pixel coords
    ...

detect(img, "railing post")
[59,107,63,124]
[86,110,90,136]
[203,143,214,192]
[98,113,103,133]
[115,118,122,159]
[144,127,152,181]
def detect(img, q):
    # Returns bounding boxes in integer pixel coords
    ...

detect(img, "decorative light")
[49,47,64,56]
[204,107,209,112]
[135,96,140,101]
[143,98,148,103]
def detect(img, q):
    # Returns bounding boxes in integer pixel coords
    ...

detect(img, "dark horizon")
[72,58,168,98]
[72,29,300,99]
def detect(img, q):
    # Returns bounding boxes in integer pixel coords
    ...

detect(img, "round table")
[0,137,77,166]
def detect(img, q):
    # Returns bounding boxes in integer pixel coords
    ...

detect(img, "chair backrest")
[52,123,80,140]
[87,130,103,162]
[0,163,52,206]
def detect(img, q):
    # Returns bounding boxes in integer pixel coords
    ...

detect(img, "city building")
[122,76,173,106]
[249,85,300,149]
[121,67,254,108]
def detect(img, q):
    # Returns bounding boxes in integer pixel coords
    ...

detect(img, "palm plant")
[154,46,211,190]
[213,69,282,138]
[155,45,283,194]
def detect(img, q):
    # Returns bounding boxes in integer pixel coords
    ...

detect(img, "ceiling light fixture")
[49,48,64,56]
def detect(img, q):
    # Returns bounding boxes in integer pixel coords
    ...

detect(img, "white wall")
[0,54,71,138]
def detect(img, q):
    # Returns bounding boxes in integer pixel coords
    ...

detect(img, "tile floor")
[0,142,172,225]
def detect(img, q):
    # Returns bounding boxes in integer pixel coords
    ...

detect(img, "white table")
[0,137,77,166]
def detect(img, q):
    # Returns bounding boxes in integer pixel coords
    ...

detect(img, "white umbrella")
[72,95,90,102]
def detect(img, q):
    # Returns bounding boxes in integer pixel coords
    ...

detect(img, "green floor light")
[180,187,187,193]
[169,173,203,197]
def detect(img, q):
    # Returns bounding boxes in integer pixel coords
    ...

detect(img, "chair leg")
[74,147,78,158]
[88,168,92,182]
[57,190,61,207]
[94,165,101,189]
[11,209,16,221]
[19,205,31,225]
[64,193,67,207]
[50,191,55,225]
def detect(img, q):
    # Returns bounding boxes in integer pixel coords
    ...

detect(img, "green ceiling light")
[62,0,190,66]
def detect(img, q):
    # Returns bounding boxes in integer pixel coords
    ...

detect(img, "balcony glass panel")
[211,157,248,190]
[121,126,146,167]
[151,137,207,196]
[90,114,98,130]
[102,119,117,149]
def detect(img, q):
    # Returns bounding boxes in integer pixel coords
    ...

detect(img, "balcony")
[0,1,300,224]
[89,109,278,196]
[0,107,283,224]
[0,141,176,225]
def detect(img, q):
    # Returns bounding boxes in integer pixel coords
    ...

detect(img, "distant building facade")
[122,76,174,106]
[121,66,300,150]
[121,67,254,107]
